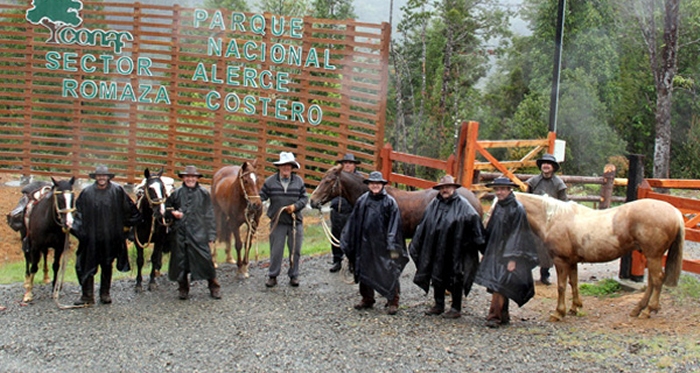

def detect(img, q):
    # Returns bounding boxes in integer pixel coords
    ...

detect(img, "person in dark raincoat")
[71,165,141,305]
[166,165,220,300]
[526,153,567,285]
[340,171,408,315]
[475,177,539,328]
[410,175,485,319]
[329,153,361,273]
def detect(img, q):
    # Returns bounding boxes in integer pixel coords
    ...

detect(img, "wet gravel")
[1,254,698,373]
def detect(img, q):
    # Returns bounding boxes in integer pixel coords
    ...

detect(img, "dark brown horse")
[132,168,173,291]
[23,177,76,303]
[211,160,263,278]
[515,192,684,321]
[309,165,483,238]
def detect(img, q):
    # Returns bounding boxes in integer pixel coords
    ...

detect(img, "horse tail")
[663,209,685,287]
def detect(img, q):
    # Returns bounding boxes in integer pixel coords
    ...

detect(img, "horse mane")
[516,192,579,226]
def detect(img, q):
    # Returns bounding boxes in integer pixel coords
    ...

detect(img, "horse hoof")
[23,293,33,303]
[148,283,157,292]
[135,284,143,293]
[629,308,642,317]
[548,313,563,322]
[226,257,235,264]
[567,309,578,316]
[213,262,219,269]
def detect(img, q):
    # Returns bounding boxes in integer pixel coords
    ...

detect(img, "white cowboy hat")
[273,152,300,169]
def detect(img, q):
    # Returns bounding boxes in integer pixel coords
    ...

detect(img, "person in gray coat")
[260,152,308,288]
[526,153,567,285]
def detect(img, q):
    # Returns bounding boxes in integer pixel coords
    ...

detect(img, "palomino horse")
[211,160,263,278]
[515,192,684,321]
[23,177,76,303]
[132,168,173,291]
[309,164,483,238]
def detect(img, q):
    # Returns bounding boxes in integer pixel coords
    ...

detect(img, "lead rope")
[53,230,88,310]
[269,207,297,272]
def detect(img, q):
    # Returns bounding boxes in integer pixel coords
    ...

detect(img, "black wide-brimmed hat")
[272,151,300,169]
[178,165,203,178]
[363,171,388,185]
[89,165,115,179]
[486,177,519,188]
[536,153,560,172]
[432,175,461,190]
[336,153,360,164]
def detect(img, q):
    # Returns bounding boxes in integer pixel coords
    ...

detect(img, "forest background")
[23,0,700,180]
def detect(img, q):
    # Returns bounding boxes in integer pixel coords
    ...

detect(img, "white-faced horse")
[515,193,684,321]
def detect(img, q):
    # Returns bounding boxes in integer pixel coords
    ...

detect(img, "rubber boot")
[74,276,95,306]
[100,266,113,304]
[208,278,221,299]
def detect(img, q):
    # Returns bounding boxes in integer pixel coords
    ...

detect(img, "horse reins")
[134,178,170,249]
[239,171,261,262]
[50,190,87,309]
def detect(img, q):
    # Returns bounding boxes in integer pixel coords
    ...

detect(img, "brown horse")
[23,177,76,303]
[515,192,684,321]
[211,160,263,278]
[309,165,483,238]
[132,168,173,291]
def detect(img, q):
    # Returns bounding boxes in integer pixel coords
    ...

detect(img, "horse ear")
[157,167,164,176]
[69,176,75,186]
[144,168,151,179]
[251,158,258,168]
[51,176,58,186]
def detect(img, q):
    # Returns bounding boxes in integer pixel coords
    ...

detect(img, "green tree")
[203,0,250,12]
[257,0,311,16]
[312,0,356,19]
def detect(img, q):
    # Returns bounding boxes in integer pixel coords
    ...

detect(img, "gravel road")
[1,253,698,373]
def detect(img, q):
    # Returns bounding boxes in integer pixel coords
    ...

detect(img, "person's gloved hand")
[389,250,399,259]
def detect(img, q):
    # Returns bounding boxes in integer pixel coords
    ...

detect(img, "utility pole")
[548,0,566,133]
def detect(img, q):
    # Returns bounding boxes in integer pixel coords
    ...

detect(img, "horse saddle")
[6,182,51,232]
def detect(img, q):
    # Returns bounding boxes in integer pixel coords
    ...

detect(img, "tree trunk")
[650,0,680,178]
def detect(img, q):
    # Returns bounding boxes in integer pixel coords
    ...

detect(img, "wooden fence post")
[598,164,616,209]
[380,143,392,181]
[619,154,645,282]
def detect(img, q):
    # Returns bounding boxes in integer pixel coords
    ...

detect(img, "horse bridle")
[239,169,261,257]
[134,177,170,249]
[52,190,76,233]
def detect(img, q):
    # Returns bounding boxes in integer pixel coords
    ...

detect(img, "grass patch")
[667,274,700,305]
[579,278,622,297]
[0,221,333,285]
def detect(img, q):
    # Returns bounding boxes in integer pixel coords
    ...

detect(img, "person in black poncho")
[340,171,408,315]
[410,175,485,319]
[166,165,221,300]
[475,177,539,328]
[71,165,141,305]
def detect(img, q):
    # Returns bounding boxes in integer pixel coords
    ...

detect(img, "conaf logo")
[25,0,84,44]
[25,0,133,54]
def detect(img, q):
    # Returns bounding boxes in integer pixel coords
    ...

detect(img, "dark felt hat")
[536,153,560,172]
[336,153,361,164]
[432,175,462,190]
[178,165,203,178]
[363,171,388,185]
[89,165,115,179]
[486,177,519,188]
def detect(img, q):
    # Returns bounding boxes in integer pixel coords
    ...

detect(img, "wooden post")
[620,154,645,282]
[461,121,479,189]
[380,143,392,182]
[598,164,616,209]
